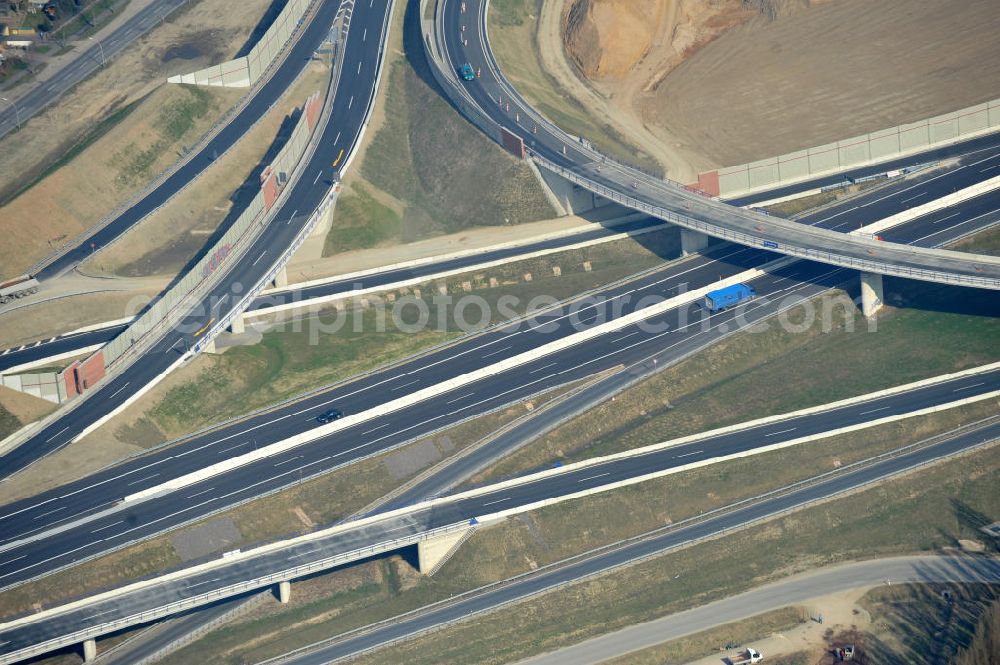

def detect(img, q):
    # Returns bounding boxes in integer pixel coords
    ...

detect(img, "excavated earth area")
[561,0,1000,174]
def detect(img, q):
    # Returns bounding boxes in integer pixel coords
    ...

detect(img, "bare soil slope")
[561,0,1000,170]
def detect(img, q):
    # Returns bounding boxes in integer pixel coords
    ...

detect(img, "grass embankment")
[157,419,1000,665]
[0,386,577,619]
[323,1,555,257]
[489,0,662,174]
[474,278,1000,482]
[857,583,1000,663]
[0,404,21,440]
[763,180,885,218]
[137,230,679,441]
[954,224,1000,256]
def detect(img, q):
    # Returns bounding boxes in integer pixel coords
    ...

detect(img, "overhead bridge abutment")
[861,272,885,318]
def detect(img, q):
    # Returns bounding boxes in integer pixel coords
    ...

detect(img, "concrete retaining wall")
[696,97,1000,198]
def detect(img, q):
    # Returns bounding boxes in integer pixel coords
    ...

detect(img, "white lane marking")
[216,442,246,455]
[446,392,475,404]
[860,406,891,415]
[0,540,101,581]
[288,208,298,225]
[529,361,557,374]
[899,192,926,204]
[361,423,390,435]
[357,62,362,74]
[313,170,323,184]
[126,473,160,487]
[348,95,354,109]
[186,488,215,499]
[273,456,300,467]
[981,164,1000,172]
[673,450,703,458]
[44,426,69,443]
[187,578,220,588]
[362,28,367,41]
[0,555,26,567]
[89,520,125,534]
[910,206,1000,243]
[953,382,986,392]
[252,250,268,266]
[481,345,512,359]
[289,549,316,559]
[334,131,341,145]
[107,382,130,400]
[482,497,511,506]
[765,427,796,437]
[577,472,610,483]
[392,378,421,392]
[932,211,961,225]
[32,506,66,521]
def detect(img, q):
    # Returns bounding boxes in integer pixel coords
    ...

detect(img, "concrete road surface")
[515,555,1000,665]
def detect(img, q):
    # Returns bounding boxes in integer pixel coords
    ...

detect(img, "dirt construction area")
[556,0,1000,176]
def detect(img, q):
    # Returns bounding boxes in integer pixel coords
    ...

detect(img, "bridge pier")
[82,638,97,662]
[277,580,291,603]
[417,528,475,575]
[680,228,709,256]
[860,272,884,318]
[273,266,288,288]
[229,313,245,335]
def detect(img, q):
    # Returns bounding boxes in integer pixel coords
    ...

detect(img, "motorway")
[0,0,187,141]
[29,0,345,280]
[436,0,1000,285]
[513,556,1000,665]
[2,144,998,374]
[3,413,996,661]
[271,425,1000,665]
[0,192,997,591]
[0,0,395,479]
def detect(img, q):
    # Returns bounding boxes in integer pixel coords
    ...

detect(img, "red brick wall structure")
[262,171,280,211]
[60,351,107,398]
[61,361,81,400]
[689,170,721,197]
[500,127,526,159]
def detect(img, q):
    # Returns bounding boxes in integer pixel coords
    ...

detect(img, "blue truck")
[704,283,755,313]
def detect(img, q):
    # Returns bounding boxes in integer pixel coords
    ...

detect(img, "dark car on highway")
[316,408,344,424]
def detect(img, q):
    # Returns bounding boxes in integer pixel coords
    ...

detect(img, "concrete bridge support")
[273,266,288,288]
[860,272,884,318]
[229,313,246,334]
[680,228,709,256]
[417,528,475,575]
[277,580,291,603]
[82,638,97,662]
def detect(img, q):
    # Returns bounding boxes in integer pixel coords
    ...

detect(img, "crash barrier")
[695,97,1000,197]
[168,0,314,87]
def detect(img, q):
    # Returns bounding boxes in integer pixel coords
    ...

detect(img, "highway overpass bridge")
[421,0,1000,302]
[0,368,997,663]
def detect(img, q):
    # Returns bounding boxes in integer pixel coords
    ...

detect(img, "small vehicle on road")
[459,63,476,81]
[316,408,344,424]
[728,647,763,664]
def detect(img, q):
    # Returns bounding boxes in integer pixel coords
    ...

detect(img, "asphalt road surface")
[1,408,997,661]
[516,555,1000,665]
